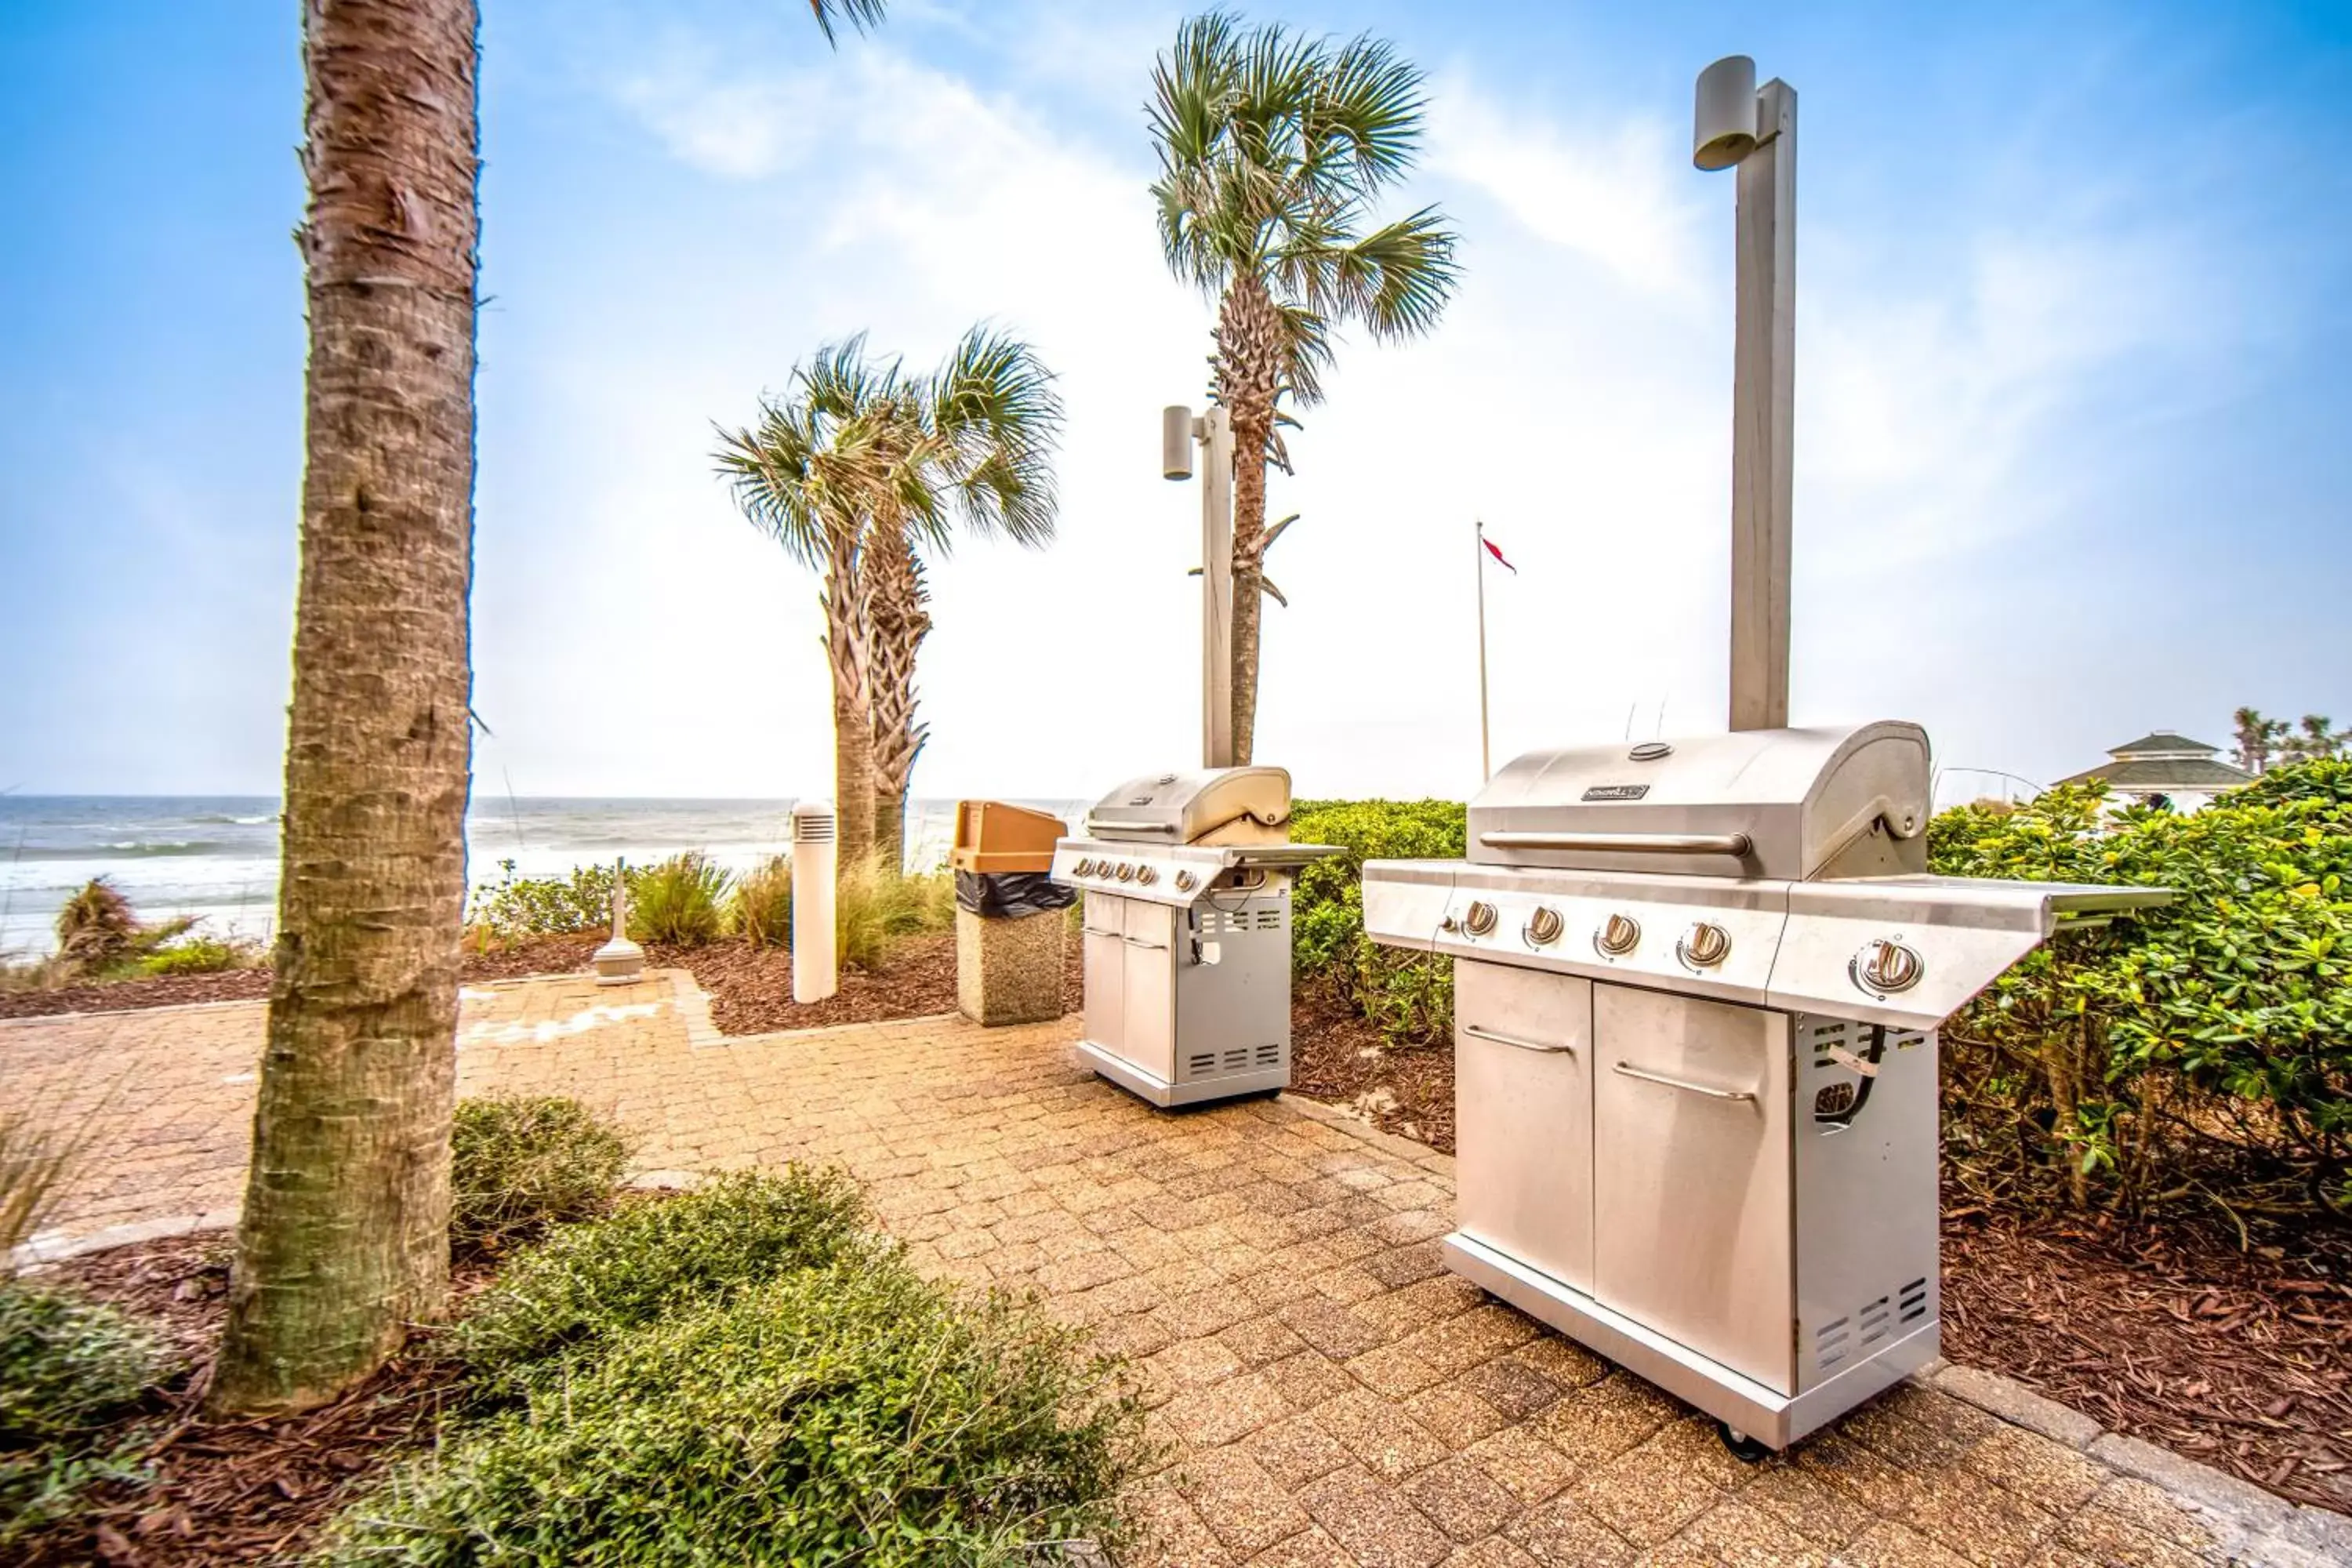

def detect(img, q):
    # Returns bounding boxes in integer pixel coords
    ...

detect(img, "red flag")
[1483,536,1517,574]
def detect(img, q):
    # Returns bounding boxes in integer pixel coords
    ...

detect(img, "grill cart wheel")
[1716,1421,1771,1464]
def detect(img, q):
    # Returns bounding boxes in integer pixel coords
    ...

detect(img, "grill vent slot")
[1255,908,1281,929]
[1255,1043,1279,1065]
[1815,1316,1850,1369]
[1900,1276,1929,1323]
[1187,1051,1215,1076]
[1857,1294,1892,1347]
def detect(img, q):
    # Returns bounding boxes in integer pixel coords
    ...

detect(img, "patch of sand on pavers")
[3,975,2272,1566]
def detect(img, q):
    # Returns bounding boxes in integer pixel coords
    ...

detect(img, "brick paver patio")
[5,972,2345,1566]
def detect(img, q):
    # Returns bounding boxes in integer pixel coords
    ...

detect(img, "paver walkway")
[5,973,2343,1567]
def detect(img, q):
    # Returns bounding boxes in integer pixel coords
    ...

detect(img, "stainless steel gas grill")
[1363,722,2165,1450]
[1051,768,1340,1108]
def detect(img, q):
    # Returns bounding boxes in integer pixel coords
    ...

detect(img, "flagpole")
[1475,520,1490,781]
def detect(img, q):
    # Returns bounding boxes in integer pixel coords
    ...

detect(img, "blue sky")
[1,0,2346,804]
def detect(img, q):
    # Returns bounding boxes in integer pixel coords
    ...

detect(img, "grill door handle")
[1081,927,1120,938]
[1479,830,1753,855]
[1463,1024,1572,1054]
[1611,1061,1756,1102]
[1124,938,1170,951]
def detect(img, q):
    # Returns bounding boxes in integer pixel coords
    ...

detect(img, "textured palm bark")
[822,529,876,866]
[866,521,930,871]
[1215,275,1287,767]
[212,0,479,1415]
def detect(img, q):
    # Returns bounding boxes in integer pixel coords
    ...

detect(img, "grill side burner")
[1054,768,1338,1108]
[1363,722,2165,1448]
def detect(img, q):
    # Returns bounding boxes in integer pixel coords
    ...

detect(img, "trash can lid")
[949,800,1068,873]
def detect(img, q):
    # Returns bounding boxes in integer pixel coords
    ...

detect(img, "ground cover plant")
[328,1166,1144,1566]
[448,1095,636,1253]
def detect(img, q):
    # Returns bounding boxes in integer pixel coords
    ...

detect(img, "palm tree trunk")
[866,521,930,873]
[822,532,876,865]
[1216,275,1286,767]
[212,0,480,1417]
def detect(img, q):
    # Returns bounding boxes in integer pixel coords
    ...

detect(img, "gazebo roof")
[2108,731,2222,758]
[2054,756,2256,792]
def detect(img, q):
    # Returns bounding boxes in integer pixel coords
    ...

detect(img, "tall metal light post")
[1163,403,1236,768]
[1694,55,1797,734]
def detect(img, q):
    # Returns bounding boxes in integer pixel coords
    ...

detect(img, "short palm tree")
[1149,11,1459,764]
[718,328,1061,867]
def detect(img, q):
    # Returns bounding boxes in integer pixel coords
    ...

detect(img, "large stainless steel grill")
[1363,722,2165,1449]
[1052,768,1340,1107]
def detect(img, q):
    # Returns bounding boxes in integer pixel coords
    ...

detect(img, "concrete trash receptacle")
[949,801,1073,1026]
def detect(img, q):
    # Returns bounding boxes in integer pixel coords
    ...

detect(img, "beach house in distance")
[2055,731,2254,813]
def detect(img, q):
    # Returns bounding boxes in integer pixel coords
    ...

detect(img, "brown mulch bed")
[666,930,1081,1035]
[1283,1001,2352,1517]
[16,1234,483,1567]
[1943,1198,2352,1513]
[0,927,1088,1036]
[1287,982,1456,1152]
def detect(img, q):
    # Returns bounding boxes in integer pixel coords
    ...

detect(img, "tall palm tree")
[214,0,887,1419]
[867,330,1062,862]
[720,328,1062,868]
[717,339,903,866]
[1149,11,1459,764]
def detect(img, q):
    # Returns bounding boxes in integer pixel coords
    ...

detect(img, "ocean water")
[0,795,1088,957]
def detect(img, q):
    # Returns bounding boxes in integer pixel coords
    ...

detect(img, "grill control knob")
[1136,866,1159,886]
[1595,913,1641,956]
[1855,938,1924,994]
[1679,921,1732,968]
[1073,858,1094,877]
[1115,862,1136,882]
[1523,906,1564,946]
[1462,900,1499,937]
[1174,869,1197,892]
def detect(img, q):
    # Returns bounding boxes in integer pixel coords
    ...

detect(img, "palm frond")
[807,0,886,47]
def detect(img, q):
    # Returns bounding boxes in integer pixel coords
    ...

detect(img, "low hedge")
[1290,798,1464,1044]
[1,1282,171,1545]
[449,1095,635,1251]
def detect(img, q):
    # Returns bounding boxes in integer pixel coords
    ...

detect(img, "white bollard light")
[790,800,837,1004]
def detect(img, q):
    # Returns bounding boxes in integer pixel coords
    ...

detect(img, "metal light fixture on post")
[789,800,837,1004]
[1163,402,1236,769]
[1694,54,1798,734]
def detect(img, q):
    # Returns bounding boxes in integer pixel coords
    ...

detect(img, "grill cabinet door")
[1081,892,1126,1058]
[1592,985,1794,1393]
[1453,962,1594,1292]
[1120,900,1177,1083]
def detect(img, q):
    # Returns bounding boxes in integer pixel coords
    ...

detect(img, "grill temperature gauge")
[1595,913,1641,956]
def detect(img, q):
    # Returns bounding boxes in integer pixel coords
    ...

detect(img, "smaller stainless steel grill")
[1052,768,1338,1107]
[1364,722,2166,1449]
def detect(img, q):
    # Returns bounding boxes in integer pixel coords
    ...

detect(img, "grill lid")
[1084,767,1293,846]
[1470,722,1929,882]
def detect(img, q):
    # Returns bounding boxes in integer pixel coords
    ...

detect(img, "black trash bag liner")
[954,869,1077,918]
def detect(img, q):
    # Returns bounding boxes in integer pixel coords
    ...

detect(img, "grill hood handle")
[1477,829,1754,856]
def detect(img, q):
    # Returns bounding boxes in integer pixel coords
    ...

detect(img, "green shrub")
[454,1169,873,1391]
[322,1257,1145,1567]
[450,1096,634,1250]
[467,861,621,941]
[1290,799,1466,1044]
[0,1283,167,1443]
[629,853,732,946]
[1933,760,2351,1213]
[728,855,793,949]
[836,853,954,970]
[136,935,263,976]
[0,1282,171,1546]
[49,879,198,982]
